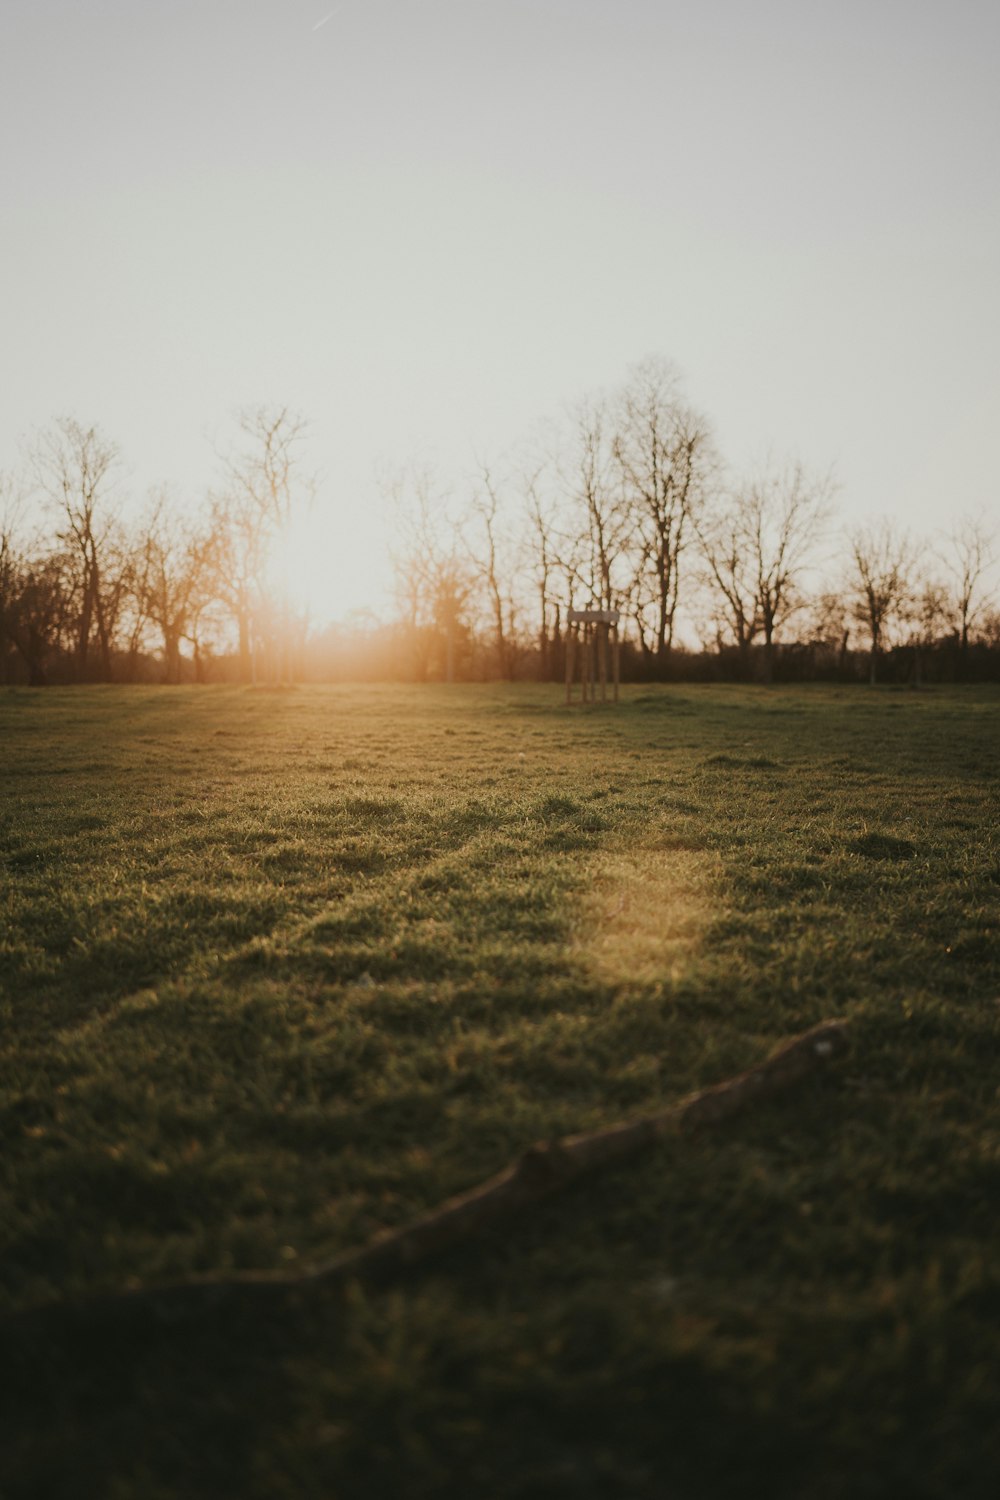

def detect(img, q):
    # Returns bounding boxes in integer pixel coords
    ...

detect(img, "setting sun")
[271,505,384,626]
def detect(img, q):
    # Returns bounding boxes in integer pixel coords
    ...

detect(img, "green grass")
[2,682,999,1499]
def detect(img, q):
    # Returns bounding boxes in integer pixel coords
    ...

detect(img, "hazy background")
[2,0,998,618]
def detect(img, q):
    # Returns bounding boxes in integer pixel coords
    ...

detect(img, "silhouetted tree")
[849,521,913,684]
[207,490,264,683]
[904,573,949,687]
[472,466,518,680]
[614,359,715,661]
[695,501,760,672]
[941,514,995,670]
[563,397,631,613]
[31,419,123,680]
[389,468,475,682]
[1,548,72,685]
[742,462,833,681]
[523,466,560,677]
[140,496,217,683]
[217,406,314,684]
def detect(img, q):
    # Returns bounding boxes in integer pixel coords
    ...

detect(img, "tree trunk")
[76,578,94,679]
[737,630,753,680]
[656,579,668,658]
[762,625,775,684]
[164,632,182,685]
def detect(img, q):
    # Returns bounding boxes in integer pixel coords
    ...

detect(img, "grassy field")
[2,682,999,1499]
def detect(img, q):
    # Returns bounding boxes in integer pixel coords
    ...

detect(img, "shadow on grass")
[7,1059,997,1500]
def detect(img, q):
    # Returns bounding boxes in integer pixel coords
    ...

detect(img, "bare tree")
[849,521,913,684]
[119,523,156,681]
[31,419,124,680]
[742,462,833,681]
[523,465,560,677]
[696,465,831,679]
[903,572,950,688]
[940,514,995,668]
[562,397,631,613]
[472,465,518,680]
[614,359,715,661]
[694,501,760,672]
[805,589,852,676]
[1,473,77,685]
[225,406,314,535]
[207,490,265,683]
[184,569,222,684]
[97,522,144,680]
[216,406,315,684]
[139,495,217,683]
[21,562,72,685]
[388,468,475,683]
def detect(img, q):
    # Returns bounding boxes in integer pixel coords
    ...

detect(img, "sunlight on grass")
[575,845,720,988]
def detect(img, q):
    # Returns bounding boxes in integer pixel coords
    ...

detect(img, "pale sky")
[2,0,998,619]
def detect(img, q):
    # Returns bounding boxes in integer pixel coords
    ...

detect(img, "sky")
[2,0,998,620]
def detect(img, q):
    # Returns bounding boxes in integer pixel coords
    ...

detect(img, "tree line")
[0,409,312,687]
[1,359,997,687]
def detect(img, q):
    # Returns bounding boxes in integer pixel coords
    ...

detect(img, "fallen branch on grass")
[9,1018,850,1336]
[315,1016,851,1288]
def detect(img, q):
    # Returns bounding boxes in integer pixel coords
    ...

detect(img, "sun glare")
[275,508,385,626]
